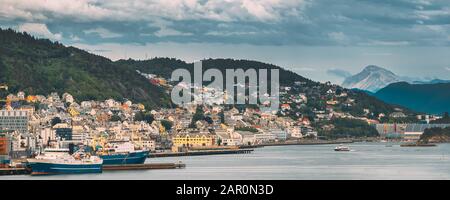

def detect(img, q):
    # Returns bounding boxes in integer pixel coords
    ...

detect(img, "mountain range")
[342,65,401,92]
[374,82,450,114]
[342,65,449,92]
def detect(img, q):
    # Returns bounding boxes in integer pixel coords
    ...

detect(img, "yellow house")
[137,103,145,111]
[26,95,38,103]
[171,130,215,152]
[68,107,80,117]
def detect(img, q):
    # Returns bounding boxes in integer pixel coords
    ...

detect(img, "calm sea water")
[3,142,450,180]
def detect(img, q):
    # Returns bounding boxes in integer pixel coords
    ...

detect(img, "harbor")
[1,141,187,176]
[1,162,186,176]
[103,163,185,171]
[150,149,254,158]
[2,143,450,180]
[253,139,354,147]
[0,167,29,176]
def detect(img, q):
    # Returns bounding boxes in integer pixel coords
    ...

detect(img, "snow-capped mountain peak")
[342,65,401,92]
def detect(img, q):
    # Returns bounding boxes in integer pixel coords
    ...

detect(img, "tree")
[110,115,121,122]
[219,110,225,124]
[204,116,213,124]
[190,106,205,127]
[235,126,258,133]
[430,112,450,124]
[134,111,154,124]
[161,120,173,131]
[318,118,379,139]
[51,117,62,126]
[420,127,450,143]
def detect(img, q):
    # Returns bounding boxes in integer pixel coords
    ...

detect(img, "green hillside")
[0,28,171,109]
[375,82,450,114]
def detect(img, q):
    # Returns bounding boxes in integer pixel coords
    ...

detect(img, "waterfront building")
[0,110,29,133]
[235,131,256,145]
[375,123,450,140]
[72,125,88,144]
[286,126,302,138]
[171,129,215,152]
[215,129,241,146]
[270,129,288,141]
[135,139,156,151]
[38,127,54,146]
[18,105,35,117]
[0,132,11,167]
[255,132,276,143]
[403,132,423,141]
[0,131,11,156]
[54,123,72,141]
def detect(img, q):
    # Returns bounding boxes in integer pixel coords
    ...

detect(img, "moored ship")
[26,149,103,175]
[97,142,150,165]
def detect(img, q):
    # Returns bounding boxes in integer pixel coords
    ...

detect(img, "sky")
[1,0,450,84]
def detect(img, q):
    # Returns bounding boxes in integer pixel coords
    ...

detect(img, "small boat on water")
[97,142,150,165]
[334,144,351,151]
[26,148,103,175]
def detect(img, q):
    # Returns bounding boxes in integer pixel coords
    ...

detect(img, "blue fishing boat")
[100,150,150,165]
[97,142,150,165]
[26,149,103,175]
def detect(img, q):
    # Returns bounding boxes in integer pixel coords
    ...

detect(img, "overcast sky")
[1,0,450,84]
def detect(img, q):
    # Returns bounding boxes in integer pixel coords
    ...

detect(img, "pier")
[103,163,186,171]
[0,168,30,176]
[1,163,186,175]
[150,149,254,158]
[255,139,354,147]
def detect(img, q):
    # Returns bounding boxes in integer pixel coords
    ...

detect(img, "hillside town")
[1,74,447,168]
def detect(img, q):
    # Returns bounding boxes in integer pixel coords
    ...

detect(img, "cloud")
[1,0,450,47]
[84,27,122,38]
[328,32,349,44]
[148,19,193,37]
[0,0,307,23]
[326,68,352,78]
[358,40,411,46]
[17,23,62,40]
[0,0,112,22]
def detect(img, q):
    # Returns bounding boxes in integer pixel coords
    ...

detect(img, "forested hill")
[0,28,412,117]
[116,58,316,87]
[375,82,450,114]
[0,28,172,109]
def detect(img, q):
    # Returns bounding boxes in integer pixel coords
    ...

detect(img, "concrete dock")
[150,149,254,158]
[103,163,186,171]
[256,139,354,147]
[0,168,30,176]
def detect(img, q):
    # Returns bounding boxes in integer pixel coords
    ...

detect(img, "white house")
[254,132,276,143]
[235,131,256,145]
[287,126,303,138]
